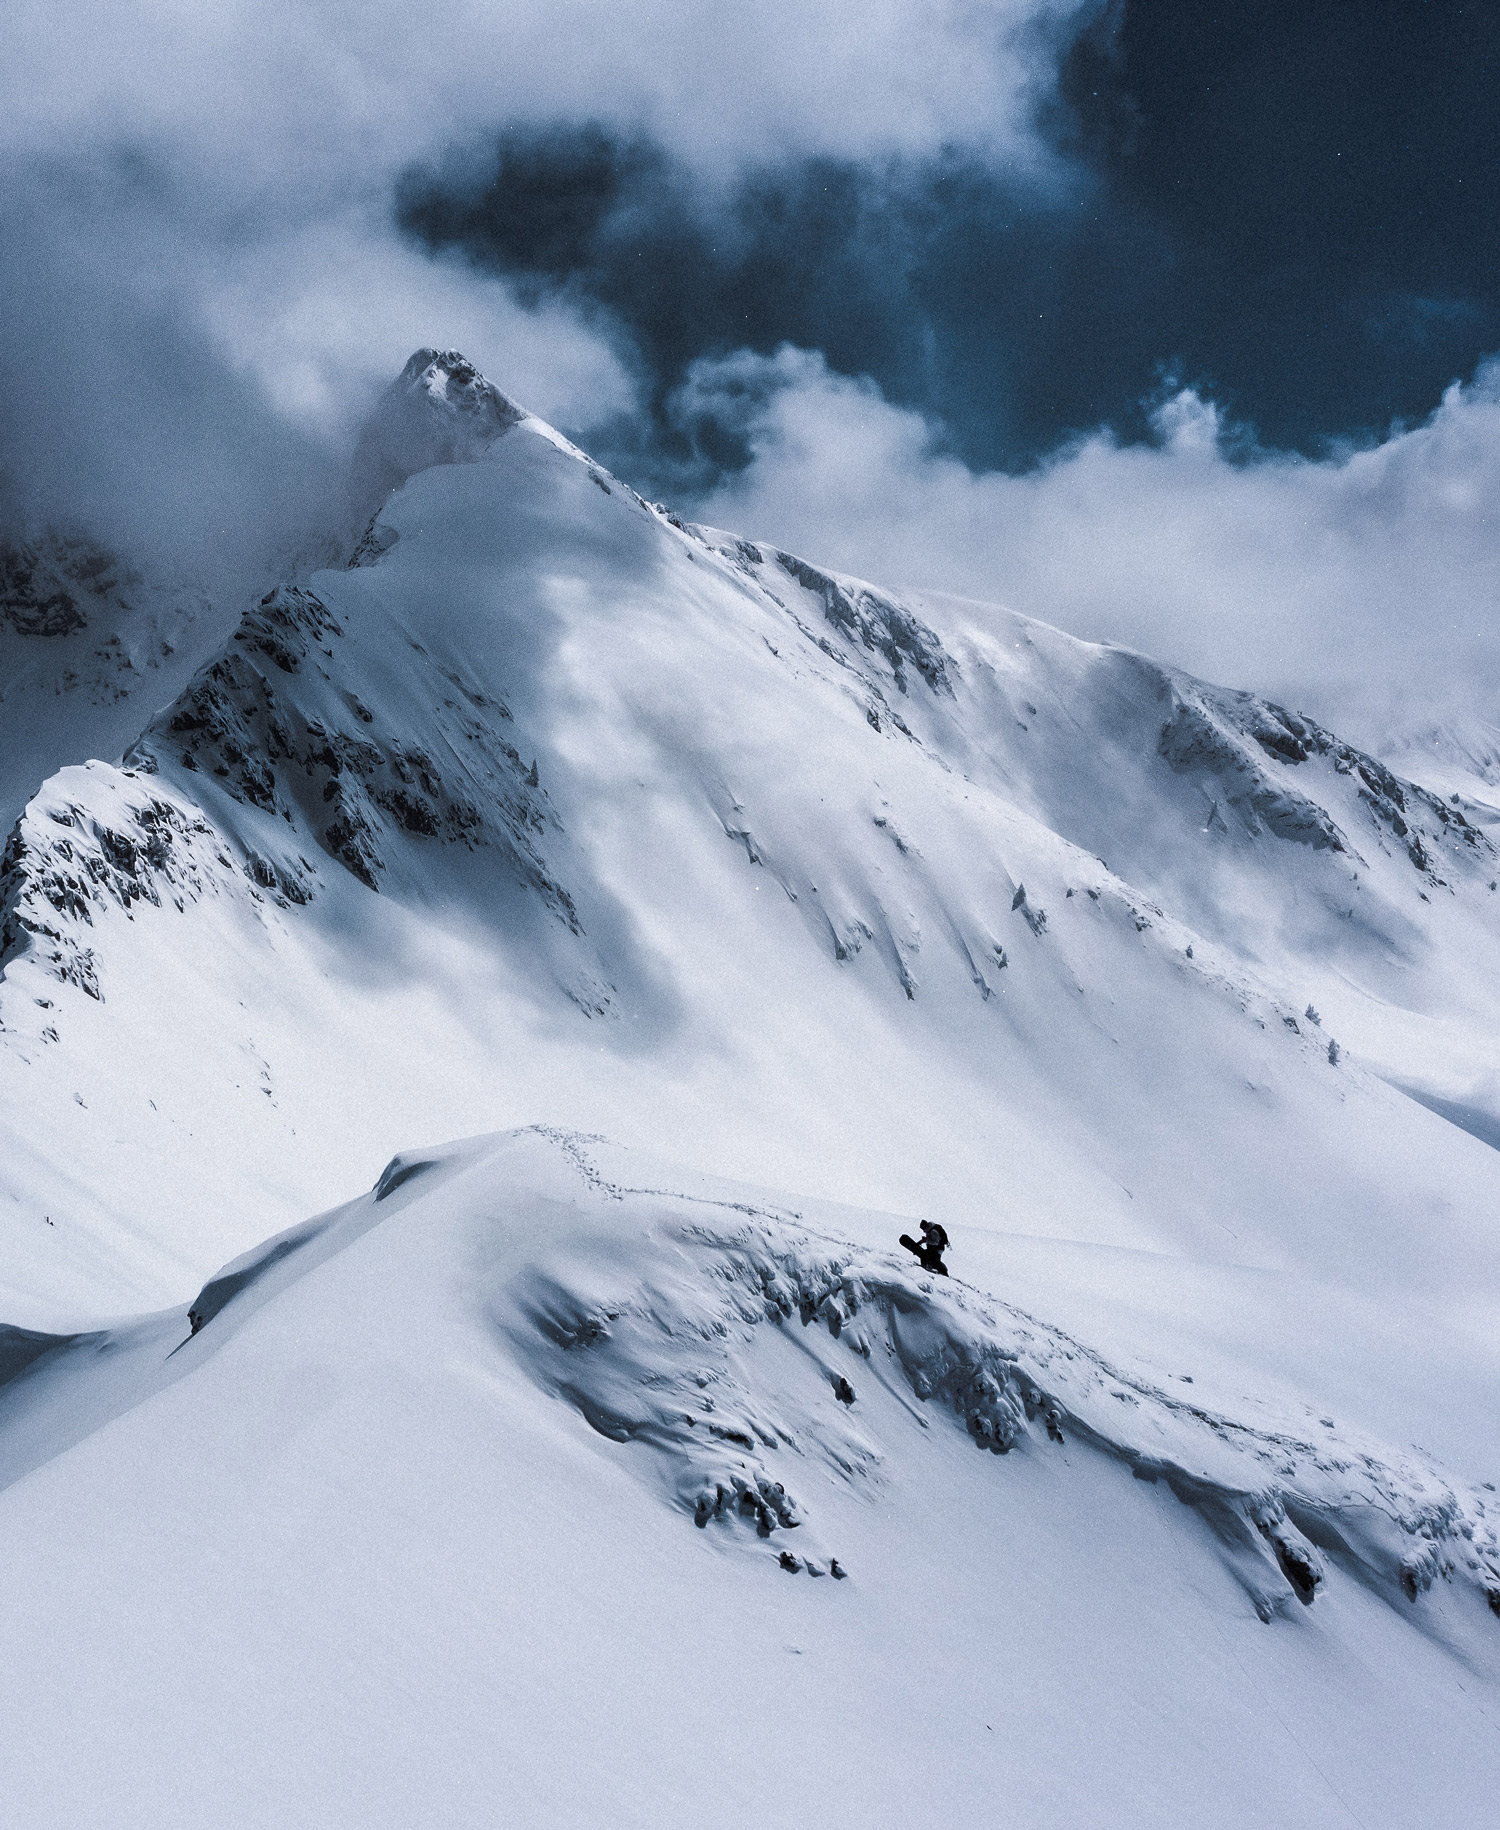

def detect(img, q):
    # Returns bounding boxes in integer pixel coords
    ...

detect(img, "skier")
[898,1219,950,1276]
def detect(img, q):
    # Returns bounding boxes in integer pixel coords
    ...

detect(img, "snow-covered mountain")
[3,1128,1498,1827]
[3,351,1499,1825]
[0,531,227,831]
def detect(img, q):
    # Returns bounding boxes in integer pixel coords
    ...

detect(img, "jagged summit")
[0,349,522,825]
[349,347,527,511]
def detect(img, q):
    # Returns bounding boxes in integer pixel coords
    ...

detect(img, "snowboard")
[898,1233,949,1274]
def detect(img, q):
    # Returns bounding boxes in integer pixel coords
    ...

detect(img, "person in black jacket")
[898,1220,950,1275]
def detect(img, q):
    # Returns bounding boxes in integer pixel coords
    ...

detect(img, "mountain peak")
[350,348,526,509]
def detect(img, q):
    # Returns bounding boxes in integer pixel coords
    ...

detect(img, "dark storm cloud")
[397,131,1162,485]
[398,137,944,481]
[398,2,1500,479]
[1063,0,1500,449]
[0,0,1086,595]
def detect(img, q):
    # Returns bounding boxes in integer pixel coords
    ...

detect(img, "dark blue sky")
[398,0,1500,483]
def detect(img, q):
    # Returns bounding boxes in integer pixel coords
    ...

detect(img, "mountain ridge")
[3,1125,1498,1828]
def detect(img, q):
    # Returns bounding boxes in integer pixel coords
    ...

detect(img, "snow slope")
[2,1128,1497,1830]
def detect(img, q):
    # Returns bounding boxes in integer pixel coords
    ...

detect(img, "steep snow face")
[1,1130,1497,1830]
[4,353,1500,1480]
[889,584,1500,1131]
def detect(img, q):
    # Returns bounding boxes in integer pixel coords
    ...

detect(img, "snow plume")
[0,0,1089,586]
[679,347,1500,741]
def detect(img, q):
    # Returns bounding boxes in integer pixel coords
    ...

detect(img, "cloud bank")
[0,0,1090,588]
[3,0,1086,180]
[683,347,1500,739]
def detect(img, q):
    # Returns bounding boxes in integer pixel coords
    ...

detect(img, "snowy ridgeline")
[502,1135,1500,1629]
[4,1129,1497,1644]
[4,355,1495,1018]
[4,353,1492,1039]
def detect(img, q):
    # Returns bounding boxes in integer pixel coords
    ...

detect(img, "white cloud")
[0,0,1091,577]
[201,214,635,441]
[3,1,1091,183]
[682,347,1500,737]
